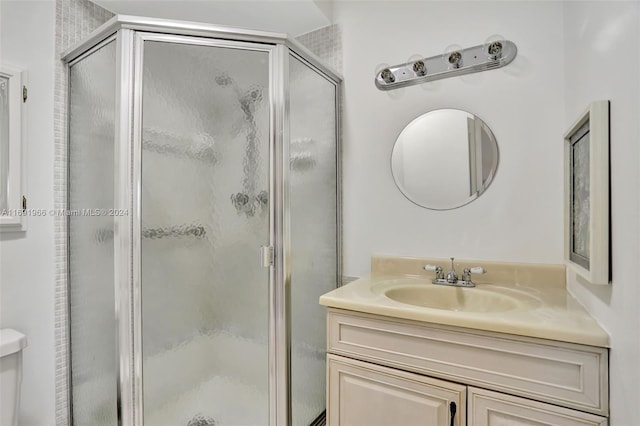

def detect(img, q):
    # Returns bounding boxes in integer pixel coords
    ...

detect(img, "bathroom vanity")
[320,256,610,426]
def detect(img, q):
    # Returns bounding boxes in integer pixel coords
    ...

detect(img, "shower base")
[73,331,324,425]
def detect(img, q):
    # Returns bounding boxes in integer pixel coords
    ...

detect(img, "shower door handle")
[261,245,274,267]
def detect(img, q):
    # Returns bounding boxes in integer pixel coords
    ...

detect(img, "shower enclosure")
[63,16,340,426]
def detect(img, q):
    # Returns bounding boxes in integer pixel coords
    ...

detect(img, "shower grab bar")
[142,139,217,164]
[93,224,206,244]
[142,127,217,164]
[142,224,206,240]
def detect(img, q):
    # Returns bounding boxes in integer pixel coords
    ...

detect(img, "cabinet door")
[328,354,466,426]
[468,387,607,426]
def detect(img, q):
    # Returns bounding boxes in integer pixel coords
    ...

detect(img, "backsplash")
[371,255,566,288]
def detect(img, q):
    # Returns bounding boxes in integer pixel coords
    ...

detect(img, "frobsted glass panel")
[289,56,338,426]
[0,75,9,210]
[68,41,117,425]
[140,40,270,425]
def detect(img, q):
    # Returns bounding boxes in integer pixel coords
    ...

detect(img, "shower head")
[239,87,264,118]
[240,87,263,106]
[214,73,233,87]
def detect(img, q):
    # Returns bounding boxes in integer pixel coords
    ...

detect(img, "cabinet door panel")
[468,387,607,426]
[328,354,465,426]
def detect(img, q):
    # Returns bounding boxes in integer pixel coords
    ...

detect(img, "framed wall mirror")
[390,109,499,210]
[564,100,610,285]
[0,64,26,231]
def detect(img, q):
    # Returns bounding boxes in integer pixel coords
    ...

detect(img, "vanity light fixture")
[374,39,517,91]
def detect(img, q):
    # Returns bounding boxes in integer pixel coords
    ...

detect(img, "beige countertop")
[320,256,610,348]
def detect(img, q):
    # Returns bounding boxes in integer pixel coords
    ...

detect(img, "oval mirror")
[391,109,499,210]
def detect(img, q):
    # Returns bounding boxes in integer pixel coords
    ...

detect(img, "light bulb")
[484,34,506,60]
[407,54,427,76]
[380,68,395,83]
[448,51,462,68]
[443,44,464,69]
[412,60,426,76]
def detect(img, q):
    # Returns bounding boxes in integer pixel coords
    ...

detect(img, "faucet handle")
[462,266,486,282]
[424,264,444,280]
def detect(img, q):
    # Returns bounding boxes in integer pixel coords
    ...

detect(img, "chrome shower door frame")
[63,15,342,426]
[114,28,137,426]
[271,44,291,426]
[126,32,284,426]
[64,32,120,426]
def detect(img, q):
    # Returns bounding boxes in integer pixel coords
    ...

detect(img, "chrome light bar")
[375,40,517,91]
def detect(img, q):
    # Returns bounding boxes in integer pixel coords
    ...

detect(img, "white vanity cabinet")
[326,308,609,426]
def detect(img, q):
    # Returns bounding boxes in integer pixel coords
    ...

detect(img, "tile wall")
[296,24,343,74]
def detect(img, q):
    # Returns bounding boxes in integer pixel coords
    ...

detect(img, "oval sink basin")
[384,285,521,313]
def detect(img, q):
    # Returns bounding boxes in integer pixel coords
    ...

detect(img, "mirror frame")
[390,108,499,211]
[0,64,26,231]
[563,100,610,285]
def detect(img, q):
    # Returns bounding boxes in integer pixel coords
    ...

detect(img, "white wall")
[337,2,640,424]
[334,1,566,276]
[0,1,56,424]
[91,0,332,35]
[563,2,640,425]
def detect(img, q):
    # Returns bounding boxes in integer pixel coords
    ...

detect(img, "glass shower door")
[139,38,271,425]
[68,40,118,426]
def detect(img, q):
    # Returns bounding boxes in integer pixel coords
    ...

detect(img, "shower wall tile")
[296,24,343,75]
[54,1,113,424]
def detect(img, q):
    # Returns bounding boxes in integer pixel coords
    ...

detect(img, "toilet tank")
[0,329,27,426]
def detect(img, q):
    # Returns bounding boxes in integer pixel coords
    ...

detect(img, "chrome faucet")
[424,257,486,288]
[446,257,458,283]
